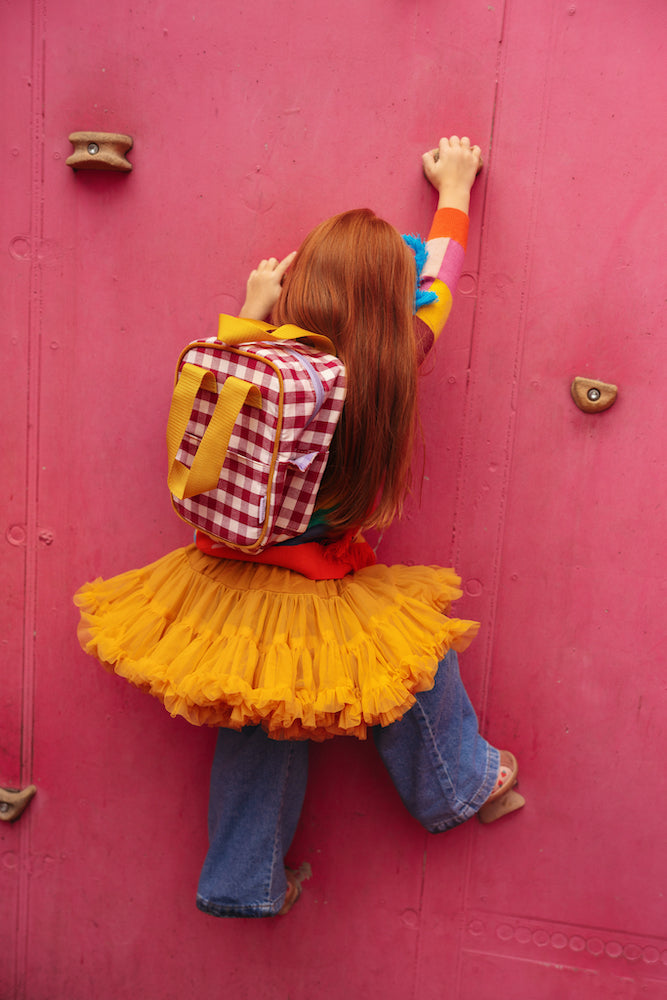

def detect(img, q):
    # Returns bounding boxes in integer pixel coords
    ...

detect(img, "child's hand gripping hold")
[422,135,483,213]
[239,251,297,321]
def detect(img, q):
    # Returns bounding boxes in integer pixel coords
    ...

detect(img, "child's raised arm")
[416,135,483,350]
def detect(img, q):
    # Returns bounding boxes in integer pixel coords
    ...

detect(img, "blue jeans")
[196,650,499,918]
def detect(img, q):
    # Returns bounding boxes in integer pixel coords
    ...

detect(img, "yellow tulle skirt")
[74,545,479,741]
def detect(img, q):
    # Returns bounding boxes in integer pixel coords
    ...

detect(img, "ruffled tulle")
[74,545,479,741]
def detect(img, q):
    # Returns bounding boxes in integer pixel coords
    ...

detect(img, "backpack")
[166,314,346,552]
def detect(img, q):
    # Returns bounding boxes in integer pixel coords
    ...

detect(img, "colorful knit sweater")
[414,206,469,360]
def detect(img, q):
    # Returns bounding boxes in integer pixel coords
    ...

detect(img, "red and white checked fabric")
[170,336,346,550]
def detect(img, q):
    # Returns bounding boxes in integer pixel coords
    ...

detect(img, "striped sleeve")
[416,207,469,348]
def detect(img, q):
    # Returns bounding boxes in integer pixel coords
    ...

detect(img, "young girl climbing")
[75,134,524,919]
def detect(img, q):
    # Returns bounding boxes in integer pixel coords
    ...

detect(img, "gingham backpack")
[166,314,346,552]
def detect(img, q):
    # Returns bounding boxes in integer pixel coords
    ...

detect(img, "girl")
[75,135,524,919]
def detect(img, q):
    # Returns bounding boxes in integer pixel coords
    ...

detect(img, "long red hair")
[274,209,419,532]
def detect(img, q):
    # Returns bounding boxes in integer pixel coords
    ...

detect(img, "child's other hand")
[422,135,483,213]
[238,251,297,321]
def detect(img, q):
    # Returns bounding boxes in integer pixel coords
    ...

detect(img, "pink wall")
[2,0,666,996]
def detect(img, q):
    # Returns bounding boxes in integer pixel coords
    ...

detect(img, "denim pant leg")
[373,649,500,832]
[196,726,309,917]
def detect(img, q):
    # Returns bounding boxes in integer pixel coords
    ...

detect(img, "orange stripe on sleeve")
[427,208,469,249]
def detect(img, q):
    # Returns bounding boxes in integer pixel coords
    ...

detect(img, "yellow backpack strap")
[217,314,336,356]
[167,363,262,500]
